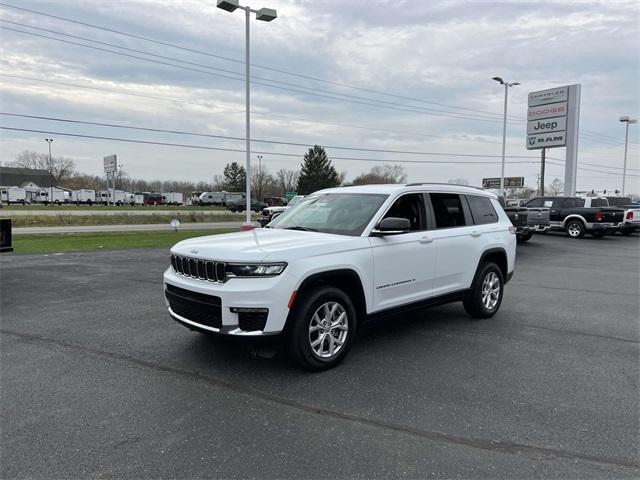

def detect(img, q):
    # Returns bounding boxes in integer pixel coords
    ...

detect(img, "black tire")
[565,220,585,239]
[287,286,357,371]
[517,231,533,243]
[87,200,92,206]
[622,228,635,236]
[463,262,504,319]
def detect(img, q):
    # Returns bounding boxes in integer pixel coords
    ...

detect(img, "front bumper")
[163,267,298,336]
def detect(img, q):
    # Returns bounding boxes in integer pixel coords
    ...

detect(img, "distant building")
[0,166,51,187]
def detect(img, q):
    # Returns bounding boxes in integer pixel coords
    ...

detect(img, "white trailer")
[198,191,226,206]
[224,192,245,205]
[50,188,72,204]
[0,186,27,204]
[108,190,127,205]
[71,189,96,205]
[162,192,184,205]
[96,190,109,205]
[132,193,144,205]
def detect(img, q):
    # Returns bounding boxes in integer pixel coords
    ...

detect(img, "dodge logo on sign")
[527,102,567,121]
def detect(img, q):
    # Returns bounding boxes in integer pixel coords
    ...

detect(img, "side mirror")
[371,217,411,236]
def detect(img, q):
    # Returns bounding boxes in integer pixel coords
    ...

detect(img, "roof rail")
[405,182,485,191]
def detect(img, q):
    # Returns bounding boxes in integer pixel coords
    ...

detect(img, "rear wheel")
[565,220,585,238]
[517,231,533,243]
[463,262,504,319]
[622,228,635,236]
[287,286,357,371]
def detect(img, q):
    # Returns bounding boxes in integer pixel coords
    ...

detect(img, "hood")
[171,228,364,262]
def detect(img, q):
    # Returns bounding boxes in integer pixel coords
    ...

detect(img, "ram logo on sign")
[527,132,567,148]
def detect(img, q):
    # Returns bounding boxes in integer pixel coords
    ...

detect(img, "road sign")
[103,155,117,173]
[527,132,567,149]
[285,191,297,199]
[482,177,524,189]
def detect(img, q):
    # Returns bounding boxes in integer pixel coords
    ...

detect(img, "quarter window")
[430,193,467,228]
[466,195,499,224]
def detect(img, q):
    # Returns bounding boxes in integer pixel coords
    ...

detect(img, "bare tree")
[10,150,76,183]
[276,169,300,195]
[547,178,564,195]
[353,165,407,185]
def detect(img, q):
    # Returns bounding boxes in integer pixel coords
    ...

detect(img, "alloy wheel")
[308,301,349,359]
[481,272,501,310]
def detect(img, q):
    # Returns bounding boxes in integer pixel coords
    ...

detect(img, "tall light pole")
[44,138,53,204]
[492,77,519,197]
[619,116,637,196]
[217,0,277,226]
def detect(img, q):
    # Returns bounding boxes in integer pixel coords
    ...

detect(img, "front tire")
[565,220,585,238]
[463,262,504,319]
[287,286,357,371]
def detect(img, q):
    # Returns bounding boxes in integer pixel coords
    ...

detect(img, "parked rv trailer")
[132,193,144,205]
[0,186,27,204]
[143,192,163,206]
[71,189,96,205]
[96,190,109,205]
[162,192,184,205]
[198,191,226,206]
[108,190,128,206]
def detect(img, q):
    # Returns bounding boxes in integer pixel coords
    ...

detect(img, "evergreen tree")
[296,145,340,194]
[223,162,246,191]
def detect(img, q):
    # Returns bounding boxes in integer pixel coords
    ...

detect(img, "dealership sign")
[103,155,117,173]
[526,84,581,196]
[482,177,524,189]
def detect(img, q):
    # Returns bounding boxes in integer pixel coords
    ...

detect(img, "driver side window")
[382,193,426,231]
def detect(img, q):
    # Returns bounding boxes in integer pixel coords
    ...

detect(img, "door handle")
[418,236,434,244]
[470,231,482,237]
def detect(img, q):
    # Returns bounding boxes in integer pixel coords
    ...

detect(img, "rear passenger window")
[466,195,499,224]
[430,193,467,228]
[526,198,543,207]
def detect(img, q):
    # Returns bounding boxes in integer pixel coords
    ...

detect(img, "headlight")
[226,263,287,277]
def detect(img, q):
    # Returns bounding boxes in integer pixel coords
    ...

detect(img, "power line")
[0,112,548,159]
[3,1,637,146]
[0,126,551,165]
[1,25,513,125]
[0,1,521,121]
[1,19,515,123]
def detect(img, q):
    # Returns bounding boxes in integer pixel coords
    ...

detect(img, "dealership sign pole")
[526,84,580,195]
[104,155,117,206]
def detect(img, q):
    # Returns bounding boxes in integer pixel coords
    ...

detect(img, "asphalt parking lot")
[1,232,639,479]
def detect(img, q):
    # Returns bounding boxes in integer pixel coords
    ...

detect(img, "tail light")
[508,226,516,234]
[595,211,603,222]
[627,211,634,220]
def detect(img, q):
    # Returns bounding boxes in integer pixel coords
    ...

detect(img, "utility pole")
[44,138,53,204]
[619,116,637,196]
[540,148,546,196]
[492,77,520,197]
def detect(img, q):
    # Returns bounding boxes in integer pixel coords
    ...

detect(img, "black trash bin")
[0,218,13,253]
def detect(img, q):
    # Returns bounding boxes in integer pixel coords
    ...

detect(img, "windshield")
[288,195,304,207]
[270,192,388,236]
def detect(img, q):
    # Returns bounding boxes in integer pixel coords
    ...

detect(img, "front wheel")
[565,220,585,238]
[287,286,357,371]
[463,262,504,319]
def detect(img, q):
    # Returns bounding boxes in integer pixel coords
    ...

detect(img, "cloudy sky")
[1,0,638,193]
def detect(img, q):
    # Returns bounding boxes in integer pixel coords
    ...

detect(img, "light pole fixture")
[619,116,637,196]
[217,0,277,226]
[492,77,519,197]
[44,138,54,205]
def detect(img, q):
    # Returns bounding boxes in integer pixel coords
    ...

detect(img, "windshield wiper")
[285,226,319,232]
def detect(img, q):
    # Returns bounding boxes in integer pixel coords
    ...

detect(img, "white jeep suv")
[164,184,516,370]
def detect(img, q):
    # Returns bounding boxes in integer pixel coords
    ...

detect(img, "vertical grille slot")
[216,262,226,282]
[170,255,227,283]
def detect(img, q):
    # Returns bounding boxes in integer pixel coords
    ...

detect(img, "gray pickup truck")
[499,198,550,243]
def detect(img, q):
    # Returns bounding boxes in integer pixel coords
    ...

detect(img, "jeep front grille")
[171,254,226,282]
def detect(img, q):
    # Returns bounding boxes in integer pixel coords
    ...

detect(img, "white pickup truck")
[605,196,640,235]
